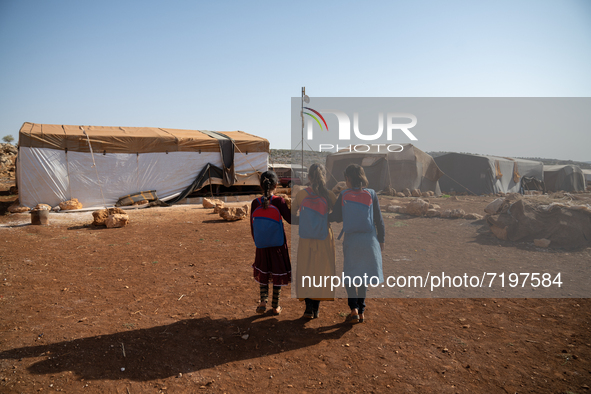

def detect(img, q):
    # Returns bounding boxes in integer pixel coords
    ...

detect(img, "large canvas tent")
[17,123,269,209]
[583,169,591,186]
[434,153,544,195]
[543,165,586,192]
[325,144,443,194]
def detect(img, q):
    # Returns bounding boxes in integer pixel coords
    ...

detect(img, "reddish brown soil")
[1,181,590,393]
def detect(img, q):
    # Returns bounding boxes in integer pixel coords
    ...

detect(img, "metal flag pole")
[301,87,305,178]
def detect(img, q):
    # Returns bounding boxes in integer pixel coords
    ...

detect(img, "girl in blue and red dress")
[250,171,291,315]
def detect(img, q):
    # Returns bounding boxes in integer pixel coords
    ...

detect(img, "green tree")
[2,135,14,144]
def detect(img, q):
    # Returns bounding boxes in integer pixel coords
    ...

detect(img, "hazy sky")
[1,1,590,160]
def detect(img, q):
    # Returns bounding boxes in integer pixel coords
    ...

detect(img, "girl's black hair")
[344,164,369,188]
[308,163,333,209]
[260,171,278,208]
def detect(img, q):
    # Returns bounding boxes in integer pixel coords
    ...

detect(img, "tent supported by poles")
[325,144,443,194]
[543,165,586,192]
[17,123,269,209]
[434,153,544,195]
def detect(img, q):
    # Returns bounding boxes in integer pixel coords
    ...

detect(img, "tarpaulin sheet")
[17,147,267,209]
[18,123,269,154]
[435,153,544,195]
[325,144,443,194]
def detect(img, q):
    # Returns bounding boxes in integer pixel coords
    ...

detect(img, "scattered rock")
[490,225,508,240]
[484,198,505,214]
[395,192,406,198]
[59,198,83,210]
[213,202,225,213]
[429,204,440,210]
[7,199,30,213]
[403,188,412,197]
[450,196,459,201]
[411,189,422,197]
[106,214,129,228]
[405,199,430,216]
[219,205,249,221]
[440,209,452,218]
[421,192,430,197]
[383,187,397,196]
[534,238,551,248]
[31,204,51,211]
[450,209,466,218]
[464,213,483,220]
[92,208,127,226]
[203,198,223,208]
[386,205,403,213]
[425,209,440,217]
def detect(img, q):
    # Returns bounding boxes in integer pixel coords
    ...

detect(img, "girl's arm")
[328,193,343,222]
[275,196,292,224]
[372,190,385,244]
[250,199,258,239]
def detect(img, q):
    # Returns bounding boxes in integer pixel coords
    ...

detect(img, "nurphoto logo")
[303,107,418,153]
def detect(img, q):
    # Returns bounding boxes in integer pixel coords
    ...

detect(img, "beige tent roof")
[18,122,269,154]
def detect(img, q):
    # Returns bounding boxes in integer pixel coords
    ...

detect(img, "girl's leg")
[272,286,282,313]
[311,299,321,319]
[303,298,314,318]
[346,286,360,321]
[357,286,367,314]
[260,284,269,303]
[256,284,268,313]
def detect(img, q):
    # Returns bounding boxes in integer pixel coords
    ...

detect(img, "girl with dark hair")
[250,171,291,315]
[292,163,337,319]
[329,164,385,323]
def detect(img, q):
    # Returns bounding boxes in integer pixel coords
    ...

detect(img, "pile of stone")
[59,198,83,210]
[218,205,249,221]
[0,143,17,178]
[7,199,30,213]
[92,207,129,228]
[485,194,591,248]
[204,197,250,221]
[383,187,436,198]
[386,198,483,220]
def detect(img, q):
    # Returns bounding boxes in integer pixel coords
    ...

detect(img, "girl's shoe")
[256,302,267,314]
[303,309,314,319]
[346,309,359,323]
[272,306,283,315]
[312,310,320,319]
[359,313,365,323]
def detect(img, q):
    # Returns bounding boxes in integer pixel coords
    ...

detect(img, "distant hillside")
[269,149,330,168]
[270,149,591,170]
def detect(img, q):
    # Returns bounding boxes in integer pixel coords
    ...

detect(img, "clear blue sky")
[1,0,590,160]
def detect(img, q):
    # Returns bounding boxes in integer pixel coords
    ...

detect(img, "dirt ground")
[1,180,591,393]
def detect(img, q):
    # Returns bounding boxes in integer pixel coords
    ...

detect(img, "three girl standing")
[250,164,384,322]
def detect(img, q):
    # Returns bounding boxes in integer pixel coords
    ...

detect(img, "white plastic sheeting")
[17,147,267,209]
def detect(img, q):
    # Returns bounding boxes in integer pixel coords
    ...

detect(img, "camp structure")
[583,169,591,187]
[543,165,586,192]
[17,123,269,209]
[434,153,544,195]
[325,144,443,194]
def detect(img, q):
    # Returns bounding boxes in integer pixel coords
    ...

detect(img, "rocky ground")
[1,174,591,393]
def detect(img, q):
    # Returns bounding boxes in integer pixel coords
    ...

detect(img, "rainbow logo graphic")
[303,107,329,131]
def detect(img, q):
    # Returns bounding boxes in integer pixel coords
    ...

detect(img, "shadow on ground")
[0,315,352,381]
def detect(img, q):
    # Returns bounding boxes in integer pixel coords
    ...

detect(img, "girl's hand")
[380,243,385,252]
